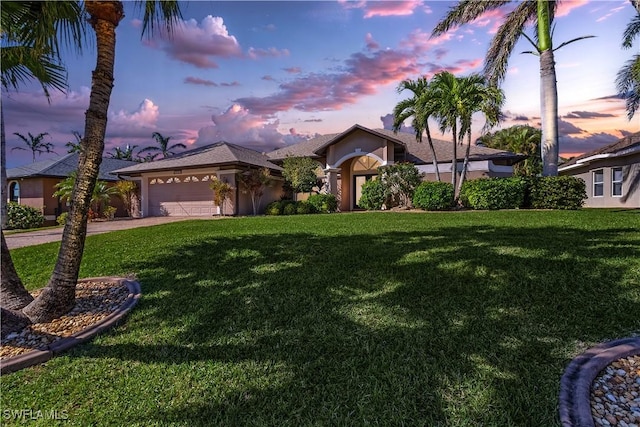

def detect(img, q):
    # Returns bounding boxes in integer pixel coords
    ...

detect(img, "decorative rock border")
[559,337,640,427]
[0,277,141,375]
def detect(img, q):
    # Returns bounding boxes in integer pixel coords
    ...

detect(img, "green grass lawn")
[3,210,639,426]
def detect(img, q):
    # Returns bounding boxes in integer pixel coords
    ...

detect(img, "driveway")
[5,217,204,249]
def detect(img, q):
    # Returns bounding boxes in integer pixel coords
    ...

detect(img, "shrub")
[358,179,386,210]
[306,193,338,213]
[296,201,314,215]
[103,206,117,220]
[460,178,526,210]
[528,176,586,210]
[413,181,455,211]
[6,202,45,230]
[282,201,298,215]
[56,212,68,226]
[265,201,283,216]
[378,163,423,208]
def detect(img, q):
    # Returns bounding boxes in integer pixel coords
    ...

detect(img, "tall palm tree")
[617,0,640,120]
[109,144,139,161]
[12,131,55,162]
[392,77,441,182]
[454,74,504,195]
[1,1,86,319]
[139,131,186,160]
[23,1,182,323]
[65,130,83,153]
[432,0,593,176]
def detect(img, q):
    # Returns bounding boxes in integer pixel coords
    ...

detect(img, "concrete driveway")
[5,217,206,249]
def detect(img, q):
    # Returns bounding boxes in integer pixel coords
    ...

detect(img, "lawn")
[2,210,639,426]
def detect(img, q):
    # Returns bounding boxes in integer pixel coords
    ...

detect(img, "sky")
[3,0,639,168]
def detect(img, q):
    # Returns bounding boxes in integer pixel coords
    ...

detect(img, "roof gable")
[7,154,138,181]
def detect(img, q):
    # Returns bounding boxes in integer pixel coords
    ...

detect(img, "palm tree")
[12,131,56,162]
[65,130,83,153]
[432,0,593,176]
[478,125,542,176]
[53,172,118,215]
[617,0,640,120]
[109,144,139,161]
[139,131,186,160]
[1,1,86,319]
[392,77,441,182]
[23,1,182,323]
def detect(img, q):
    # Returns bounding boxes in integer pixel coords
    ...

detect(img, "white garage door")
[148,176,217,216]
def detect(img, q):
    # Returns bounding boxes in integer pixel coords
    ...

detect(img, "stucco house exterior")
[114,124,525,216]
[558,132,639,208]
[114,141,285,217]
[7,154,137,221]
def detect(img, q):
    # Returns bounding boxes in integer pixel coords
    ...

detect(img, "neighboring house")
[114,124,524,216]
[113,141,285,217]
[558,132,639,208]
[7,153,138,221]
[268,125,525,211]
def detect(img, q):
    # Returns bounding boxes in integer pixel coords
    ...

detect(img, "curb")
[0,277,141,375]
[559,337,640,427]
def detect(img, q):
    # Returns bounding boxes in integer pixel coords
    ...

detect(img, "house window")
[612,167,623,197]
[9,182,19,203]
[593,170,604,197]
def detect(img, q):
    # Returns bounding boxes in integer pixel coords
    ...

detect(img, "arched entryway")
[351,155,380,209]
[9,181,20,203]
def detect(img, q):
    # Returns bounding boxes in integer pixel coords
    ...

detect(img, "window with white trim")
[593,169,604,197]
[611,167,623,197]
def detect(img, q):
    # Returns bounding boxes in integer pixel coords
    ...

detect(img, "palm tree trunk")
[457,131,473,196]
[540,48,559,176]
[1,307,31,339]
[23,1,124,323]
[425,125,441,182]
[1,99,8,230]
[451,123,458,197]
[1,231,34,310]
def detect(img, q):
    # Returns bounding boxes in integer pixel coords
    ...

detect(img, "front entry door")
[353,174,375,209]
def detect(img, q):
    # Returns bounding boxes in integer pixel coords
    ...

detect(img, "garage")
[148,175,218,217]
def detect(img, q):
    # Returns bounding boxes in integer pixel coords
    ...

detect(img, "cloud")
[380,113,413,134]
[365,33,380,51]
[220,81,240,87]
[184,77,217,87]
[557,118,586,135]
[247,47,290,59]
[338,0,426,18]
[560,132,619,155]
[262,75,276,81]
[304,119,323,123]
[144,15,242,68]
[283,67,302,74]
[555,0,589,17]
[564,111,616,119]
[195,104,312,151]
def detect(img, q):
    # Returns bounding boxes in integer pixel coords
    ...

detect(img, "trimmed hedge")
[306,194,338,213]
[460,178,526,210]
[413,181,454,211]
[6,202,45,230]
[358,179,386,210]
[528,176,586,210]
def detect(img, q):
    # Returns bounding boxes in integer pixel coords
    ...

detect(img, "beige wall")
[560,154,639,208]
[327,130,390,167]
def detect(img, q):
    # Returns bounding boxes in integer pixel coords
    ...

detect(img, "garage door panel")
[148,178,216,217]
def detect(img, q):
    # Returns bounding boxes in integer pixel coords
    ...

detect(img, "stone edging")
[559,337,640,427]
[0,277,141,375]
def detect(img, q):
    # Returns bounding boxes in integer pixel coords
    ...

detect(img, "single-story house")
[558,132,639,208]
[6,153,138,221]
[113,141,285,217]
[114,124,525,216]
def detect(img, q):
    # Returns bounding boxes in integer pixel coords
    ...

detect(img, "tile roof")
[113,141,282,175]
[268,125,524,165]
[7,154,137,181]
[559,132,640,169]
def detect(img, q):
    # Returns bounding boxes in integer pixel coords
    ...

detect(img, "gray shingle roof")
[7,154,137,181]
[268,125,524,165]
[113,141,282,175]
[559,131,640,169]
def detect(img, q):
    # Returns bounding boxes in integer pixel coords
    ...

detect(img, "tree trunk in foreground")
[23,1,124,323]
[539,48,559,176]
[425,125,441,182]
[456,131,473,196]
[1,231,34,310]
[1,307,31,339]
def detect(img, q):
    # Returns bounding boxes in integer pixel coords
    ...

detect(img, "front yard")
[3,210,639,425]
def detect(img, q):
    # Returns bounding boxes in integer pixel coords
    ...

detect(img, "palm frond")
[622,13,640,49]
[431,0,510,36]
[137,0,183,39]
[616,54,640,120]
[554,35,596,52]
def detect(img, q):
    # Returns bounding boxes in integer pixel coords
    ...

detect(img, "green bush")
[296,201,314,215]
[6,202,45,230]
[460,178,526,210]
[282,201,298,215]
[265,201,283,216]
[378,163,423,208]
[56,212,68,226]
[413,181,455,211]
[528,176,586,209]
[306,193,337,213]
[358,179,386,210]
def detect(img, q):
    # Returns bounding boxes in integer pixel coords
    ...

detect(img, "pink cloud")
[185,77,217,87]
[339,0,426,18]
[556,0,589,17]
[283,67,302,74]
[145,15,242,69]
[262,75,276,81]
[247,47,290,59]
[365,33,379,51]
[195,104,311,150]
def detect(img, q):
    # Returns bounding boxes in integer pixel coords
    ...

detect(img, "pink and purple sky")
[3,0,639,168]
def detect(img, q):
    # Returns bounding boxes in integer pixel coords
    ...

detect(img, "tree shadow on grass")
[59,223,640,425]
